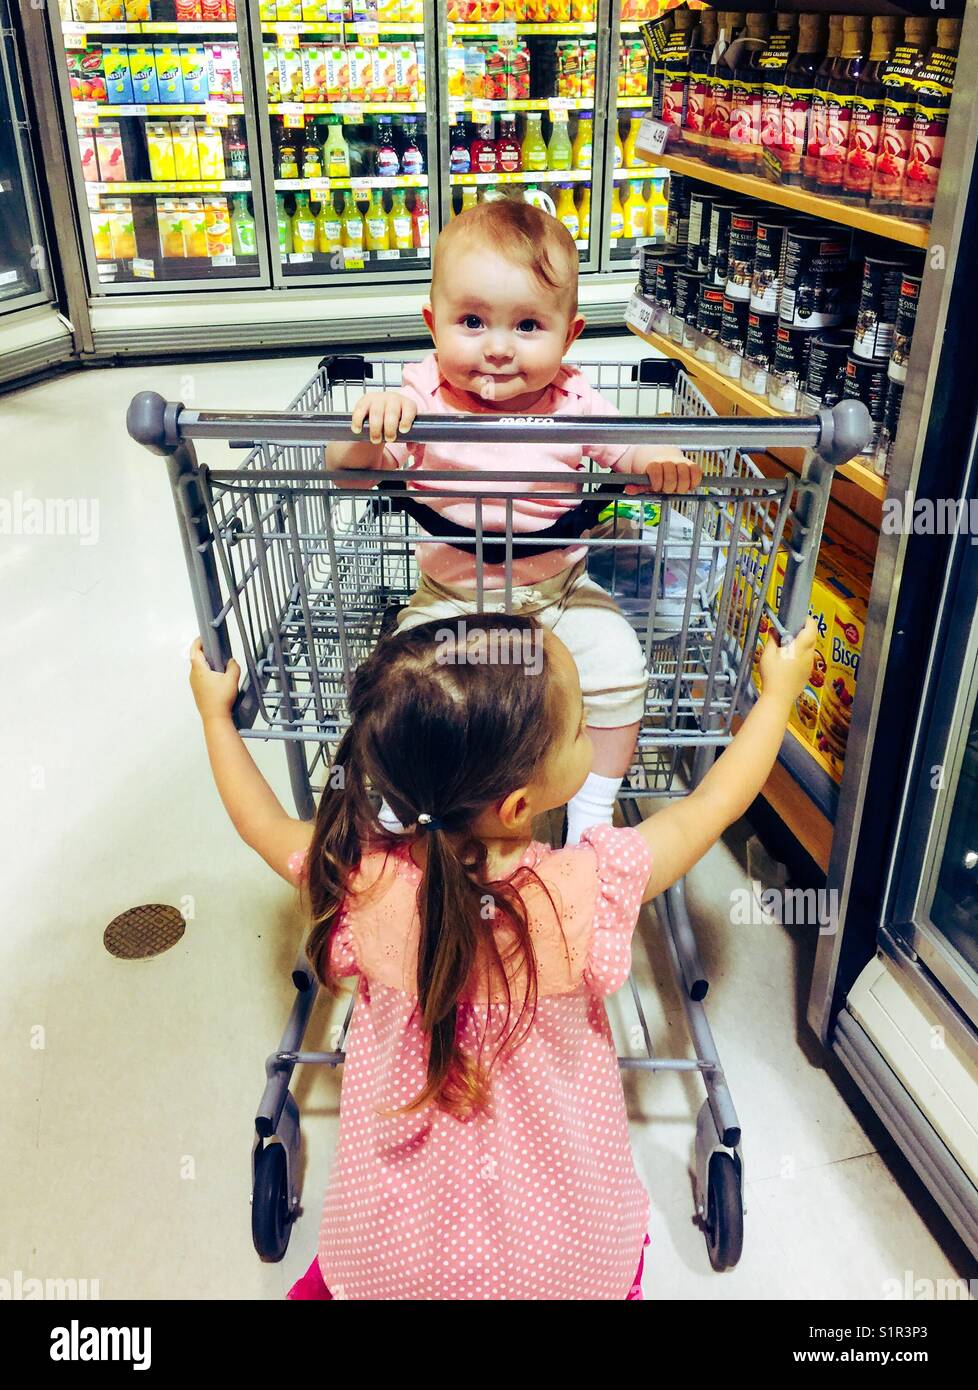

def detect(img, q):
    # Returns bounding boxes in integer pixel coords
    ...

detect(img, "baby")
[326,197,702,843]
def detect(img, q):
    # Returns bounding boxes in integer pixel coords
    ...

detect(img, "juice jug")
[301,122,323,180]
[400,115,425,175]
[571,110,593,169]
[622,112,644,166]
[578,184,591,240]
[230,193,256,254]
[323,116,351,177]
[278,136,299,180]
[291,191,316,253]
[315,195,343,253]
[340,189,364,248]
[388,187,413,248]
[554,182,579,240]
[374,116,400,175]
[412,193,429,248]
[546,116,572,170]
[647,175,668,236]
[521,112,548,172]
[621,179,648,237]
[461,184,479,212]
[275,193,289,255]
[614,124,624,168]
[365,187,390,249]
[609,183,624,238]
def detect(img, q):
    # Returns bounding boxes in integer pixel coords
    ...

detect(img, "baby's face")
[423,243,584,410]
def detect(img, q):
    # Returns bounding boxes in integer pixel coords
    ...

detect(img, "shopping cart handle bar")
[126,391,872,466]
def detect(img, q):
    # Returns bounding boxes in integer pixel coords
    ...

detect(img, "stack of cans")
[872,270,921,477]
[765,224,854,408]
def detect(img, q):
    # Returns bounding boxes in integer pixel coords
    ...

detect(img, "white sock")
[565,771,622,846]
[377,798,407,833]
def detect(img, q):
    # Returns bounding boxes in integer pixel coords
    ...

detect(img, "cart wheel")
[705,1152,743,1271]
[252,1142,293,1262]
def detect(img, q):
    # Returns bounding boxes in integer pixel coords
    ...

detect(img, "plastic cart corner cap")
[126,391,185,456]
[816,399,874,468]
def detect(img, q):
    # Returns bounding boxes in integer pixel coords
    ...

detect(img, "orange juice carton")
[128,46,159,103]
[179,197,207,256]
[263,47,281,102]
[181,45,208,101]
[94,121,127,181]
[78,130,99,181]
[90,208,114,259]
[196,122,226,179]
[482,0,505,20]
[72,0,99,18]
[377,0,402,19]
[814,572,866,779]
[324,46,349,102]
[154,45,185,103]
[550,0,571,20]
[277,46,304,102]
[97,0,124,20]
[122,0,152,15]
[417,41,425,98]
[69,49,107,104]
[463,46,486,100]
[103,47,134,104]
[347,46,372,101]
[370,47,396,102]
[204,196,233,256]
[301,46,328,102]
[172,118,201,179]
[301,0,332,16]
[447,48,466,100]
[465,0,484,17]
[146,122,177,180]
[446,0,463,17]
[393,44,419,101]
[258,0,277,17]
[105,197,136,258]
[275,0,303,18]
[157,199,187,258]
[229,44,242,98]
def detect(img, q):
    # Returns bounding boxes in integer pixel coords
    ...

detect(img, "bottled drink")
[622,179,648,238]
[648,175,668,237]
[323,116,351,178]
[778,14,827,185]
[902,18,961,219]
[683,8,718,154]
[609,184,624,240]
[471,119,498,174]
[802,14,844,189]
[571,111,593,170]
[816,15,871,194]
[365,188,390,250]
[374,117,400,176]
[622,112,644,167]
[554,182,579,240]
[388,187,413,248]
[291,191,316,254]
[614,123,624,169]
[400,116,425,175]
[521,112,548,172]
[461,184,479,213]
[226,117,248,180]
[841,16,900,202]
[230,193,255,255]
[578,184,591,241]
[412,193,430,249]
[758,13,797,172]
[449,121,471,175]
[278,135,299,181]
[340,189,364,249]
[315,195,342,253]
[274,193,289,255]
[547,116,572,170]
[869,18,936,213]
[301,122,323,180]
[726,12,771,171]
[497,113,522,172]
[661,6,697,143]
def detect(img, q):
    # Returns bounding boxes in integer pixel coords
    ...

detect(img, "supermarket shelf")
[62,20,238,34]
[448,21,596,34]
[285,247,428,268]
[72,102,245,116]
[268,101,425,114]
[614,165,667,180]
[263,21,425,33]
[275,174,427,189]
[628,322,889,503]
[449,97,593,113]
[615,95,656,107]
[86,180,251,193]
[451,168,591,184]
[652,150,930,251]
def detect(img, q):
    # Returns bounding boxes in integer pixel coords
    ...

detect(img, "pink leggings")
[286,1233,650,1300]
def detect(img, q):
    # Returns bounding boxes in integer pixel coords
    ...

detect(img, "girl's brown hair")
[303,614,564,1120]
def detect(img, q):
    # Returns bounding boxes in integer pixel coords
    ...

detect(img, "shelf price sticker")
[355,21,379,45]
[309,180,331,195]
[637,117,669,157]
[74,101,98,118]
[375,248,399,260]
[335,103,364,120]
[290,252,313,263]
[351,177,373,193]
[76,111,100,129]
[132,258,156,279]
[206,99,228,127]
[343,248,364,269]
[63,23,87,48]
[548,97,573,112]
[212,254,237,267]
[624,292,655,335]
[277,24,301,47]
[281,102,304,128]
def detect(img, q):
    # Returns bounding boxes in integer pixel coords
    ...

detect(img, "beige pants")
[395,558,650,728]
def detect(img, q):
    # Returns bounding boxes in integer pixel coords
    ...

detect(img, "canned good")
[854,255,907,361]
[779,226,852,329]
[725,211,756,301]
[842,351,888,455]
[874,377,904,478]
[799,329,854,413]
[687,189,715,272]
[750,219,789,315]
[666,173,691,253]
[769,325,817,412]
[745,309,777,370]
[696,283,725,340]
[707,201,739,288]
[654,256,681,309]
[888,273,922,384]
[719,295,750,354]
[673,269,705,339]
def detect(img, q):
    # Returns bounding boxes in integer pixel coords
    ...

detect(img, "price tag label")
[129,104,148,116]
[76,111,100,128]
[283,112,304,128]
[336,103,364,120]
[97,264,118,278]
[290,252,313,263]
[498,22,517,40]
[624,291,655,335]
[277,23,301,44]
[74,101,97,117]
[637,117,669,158]
[63,23,87,48]
[375,248,399,260]
[309,179,331,194]
[548,97,572,111]
[550,107,569,122]
[207,105,229,128]
[132,257,156,279]
[342,248,364,268]
[211,253,237,266]
[356,21,379,45]
[351,177,372,192]
[471,103,492,121]
[0,269,20,286]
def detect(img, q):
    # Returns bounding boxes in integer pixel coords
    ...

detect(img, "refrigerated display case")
[47,0,271,291]
[604,0,670,267]
[0,0,54,313]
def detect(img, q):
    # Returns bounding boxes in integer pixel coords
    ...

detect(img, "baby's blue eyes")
[459,316,540,332]
[463,314,482,329]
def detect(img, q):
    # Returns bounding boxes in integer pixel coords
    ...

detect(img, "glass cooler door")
[253,0,435,284]
[438,0,608,271]
[49,0,270,292]
[0,0,54,313]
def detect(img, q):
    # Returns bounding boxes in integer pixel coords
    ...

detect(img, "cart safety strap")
[376,480,626,567]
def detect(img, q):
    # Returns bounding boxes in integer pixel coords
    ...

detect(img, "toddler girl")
[189,611,815,1299]
[326,198,703,845]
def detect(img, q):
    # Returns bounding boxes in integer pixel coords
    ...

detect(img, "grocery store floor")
[2,330,975,1301]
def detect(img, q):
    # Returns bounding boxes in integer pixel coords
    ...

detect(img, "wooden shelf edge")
[651,149,930,250]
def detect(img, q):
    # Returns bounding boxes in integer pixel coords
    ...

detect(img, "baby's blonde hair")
[431,197,580,318]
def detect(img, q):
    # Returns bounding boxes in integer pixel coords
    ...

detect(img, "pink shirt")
[379,352,631,590]
[298,822,653,1300]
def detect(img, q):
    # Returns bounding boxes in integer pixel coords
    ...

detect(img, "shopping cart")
[127,355,870,1275]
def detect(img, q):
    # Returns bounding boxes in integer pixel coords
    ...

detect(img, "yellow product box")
[301,0,332,16]
[181,45,208,101]
[179,197,208,257]
[196,123,226,179]
[90,208,114,260]
[446,49,466,100]
[348,46,373,102]
[301,46,328,102]
[787,572,835,747]
[370,46,396,102]
[97,0,125,20]
[154,45,185,102]
[172,119,201,180]
[146,123,177,182]
[463,46,486,100]
[324,47,350,102]
[402,0,423,16]
[204,195,233,255]
[258,0,277,16]
[275,0,302,18]
[376,0,402,18]
[123,0,151,15]
[105,197,136,258]
[277,47,304,102]
[263,46,282,102]
[393,44,418,101]
[814,571,866,781]
[157,199,187,258]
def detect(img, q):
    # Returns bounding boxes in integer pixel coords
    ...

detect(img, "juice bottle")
[778,13,827,185]
[315,194,343,253]
[374,116,400,176]
[554,182,579,240]
[648,175,668,237]
[449,121,471,175]
[521,112,548,172]
[471,119,498,174]
[226,116,248,180]
[275,193,290,255]
[903,18,961,219]
[461,184,479,212]
[278,134,299,180]
[571,111,593,170]
[203,196,232,257]
[412,193,429,249]
[323,116,351,178]
[683,8,717,153]
[400,117,425,175]
[340,188,364,248]
[547,115,572,171]
[388,187,413,248]
[301,122,323,180]
[622,111,644,167]
[841,16,900,202]
[578,184,591,240]
[758,12,797,172]
[365,187,390,249]
[622,179,648,238]
[801,13,843,189]
[816,15,871,194]
[609,183,624,239]
[230,193,257,254]
[726,12,771,171]
[869,17,936,213]
[291,191,316,253]
[613,123,624,169]
[497,113,522,173]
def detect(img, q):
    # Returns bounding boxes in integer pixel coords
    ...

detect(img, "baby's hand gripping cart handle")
[127,390,872,674]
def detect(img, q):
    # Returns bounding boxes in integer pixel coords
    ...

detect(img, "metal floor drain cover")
[104,904,186,959]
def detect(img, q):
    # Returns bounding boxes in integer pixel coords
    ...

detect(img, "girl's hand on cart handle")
[759,617,819,709]
[620,446,703,496]
[189,637,240,722]
[351,390,418,446]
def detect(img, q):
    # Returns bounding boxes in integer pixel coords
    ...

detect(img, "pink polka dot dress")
[290,822,653,1301]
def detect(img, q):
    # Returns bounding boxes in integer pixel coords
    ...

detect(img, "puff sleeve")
[287,850,360,978]
[578,824,653,997]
